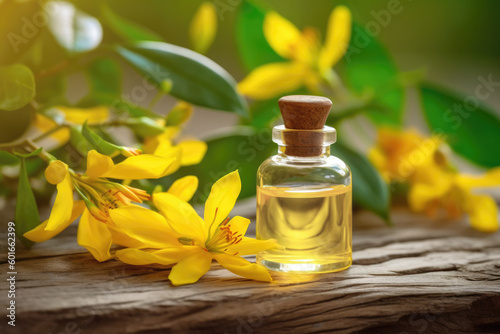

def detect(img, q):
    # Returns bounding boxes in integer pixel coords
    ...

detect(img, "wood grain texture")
[1,208,499,334]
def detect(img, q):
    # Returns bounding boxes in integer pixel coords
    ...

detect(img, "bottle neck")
[272,125,336,158]
[278,145,331,158]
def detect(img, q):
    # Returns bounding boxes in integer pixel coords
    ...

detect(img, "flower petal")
[238,62,307,100]
[466,194,499,233]
[408,179,451,213]
[456,167,500,190]
[168,249,212,286]
[153,139,181,159]
[24,200,85,243]
[34,114,70,144]
[108,225,145,249]
[189,1,217,54]
[45,169,74,231]
[167,175,199,202]
[213,253,272,282]
[153,192,206,243]
[116,246,198,265]
[102,154,178,180]
[227,216,250,236]
[86,150,114,178]
[204,170,241,229]
[58,106,110,124]
[263,11,304,60]
[178,140,207,166]
[77,209,113,262]
[318,5,352,73]
[109,206,180,248]
[226,237,279,256]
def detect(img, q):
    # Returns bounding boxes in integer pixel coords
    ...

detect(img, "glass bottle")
[256,95,352,273]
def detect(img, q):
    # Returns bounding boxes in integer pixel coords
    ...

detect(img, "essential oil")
[256,95,352,273]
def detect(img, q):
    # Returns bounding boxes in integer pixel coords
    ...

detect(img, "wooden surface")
[1,208,500,334]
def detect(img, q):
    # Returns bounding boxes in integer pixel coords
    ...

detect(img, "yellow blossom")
[24,150,187,261]
[408,165,500,233]
[111,171,278,285]
[370,127,500,232]
[368,127,444,182]
[238,6,351,100]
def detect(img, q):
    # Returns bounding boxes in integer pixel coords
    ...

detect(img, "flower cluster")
[24,148,277,284]
[370,127,500,232]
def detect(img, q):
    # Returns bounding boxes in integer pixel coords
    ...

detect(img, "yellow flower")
[368,127,444,182]
[111,171,278,285]
[238,6,352,100]
[189,1,217,54]
[143,102,207,166]
[24,149,183,261]
[370,127,500,232]
[409,165,500,233]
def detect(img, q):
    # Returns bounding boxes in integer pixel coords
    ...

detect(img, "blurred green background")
[75,0,500,73]
[70,0,500,137]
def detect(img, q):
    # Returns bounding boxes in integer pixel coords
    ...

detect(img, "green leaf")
[81,121,121,156]
[333,142,391,222]
[420,83,500,168]
[13,147,43,159]
[339,23,404,126]
[15,158,40,247]
[115,41,248,117]
[47,1,103,53]
[165,127,275,203]
[69,125,93,157]
[0,64,35,110]
[124,117,164,137]
[236,1,283,71]
[86,58,121,97]
[0,151,20,166]
[101,3,163,42]
[0,104,33,143]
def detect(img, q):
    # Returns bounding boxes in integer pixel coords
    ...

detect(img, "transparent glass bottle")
[256,96,352,273]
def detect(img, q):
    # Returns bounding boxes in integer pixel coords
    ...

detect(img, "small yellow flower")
[368,127,444,182]
[111,171,278,285]
[24,150,184,261]
[370,127,500,232]
[238,6,352,100]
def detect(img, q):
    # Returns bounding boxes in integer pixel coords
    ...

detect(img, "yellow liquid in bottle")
[256,184,352,273]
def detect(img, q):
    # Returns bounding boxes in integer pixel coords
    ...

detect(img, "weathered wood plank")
[1,208,499,333]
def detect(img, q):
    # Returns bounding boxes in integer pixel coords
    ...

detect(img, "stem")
[148,90,164,110]
[0,139,55,164]
[25,140,56,163]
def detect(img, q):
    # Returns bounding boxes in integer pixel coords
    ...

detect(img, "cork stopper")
[278,95,333,157]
